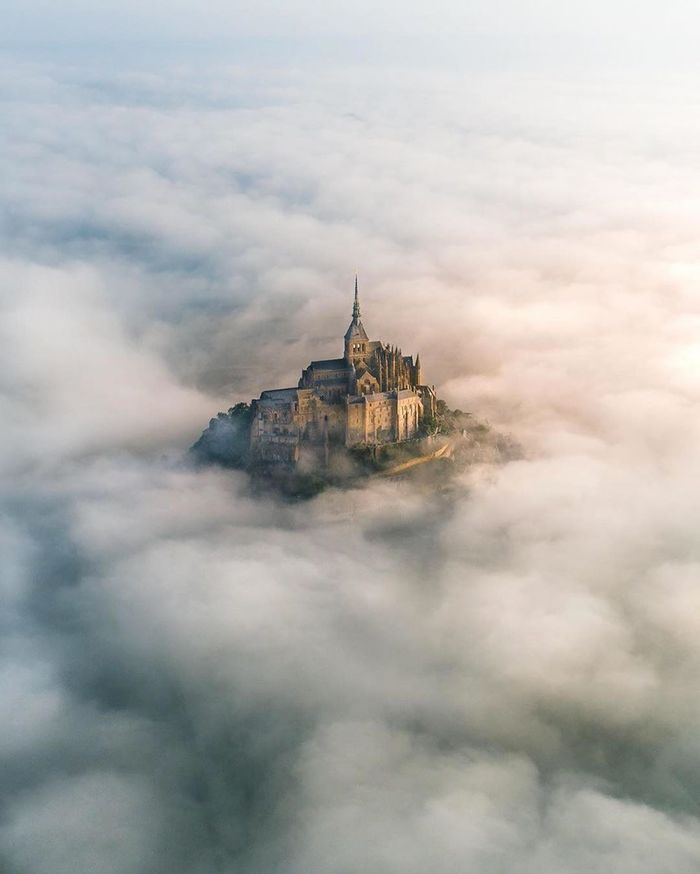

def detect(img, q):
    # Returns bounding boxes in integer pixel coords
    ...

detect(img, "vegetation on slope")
[190,402,252,470]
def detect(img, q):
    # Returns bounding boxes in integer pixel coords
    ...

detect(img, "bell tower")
[344,275,369,364]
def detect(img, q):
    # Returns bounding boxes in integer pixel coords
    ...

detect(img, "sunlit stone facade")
[250,279,437,464]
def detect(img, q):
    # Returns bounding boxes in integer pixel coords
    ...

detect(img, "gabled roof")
[259,388,298,403]
[308,358,353,371]
[357,369,378,382]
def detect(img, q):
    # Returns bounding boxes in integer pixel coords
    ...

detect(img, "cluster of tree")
[190,402,253,469]
[419,399,482,437]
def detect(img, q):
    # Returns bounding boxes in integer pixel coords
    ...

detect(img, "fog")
[2,55,700,873]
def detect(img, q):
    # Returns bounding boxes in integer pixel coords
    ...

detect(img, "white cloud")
[2,57,700,871]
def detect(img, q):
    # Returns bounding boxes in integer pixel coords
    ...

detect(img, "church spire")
[344,274,368,355]
[353,275,361,321]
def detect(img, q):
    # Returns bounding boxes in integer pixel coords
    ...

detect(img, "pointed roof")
[344,275,368,341]
[344,320,369,341]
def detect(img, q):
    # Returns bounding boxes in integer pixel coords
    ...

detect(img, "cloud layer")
[2,58,700,872]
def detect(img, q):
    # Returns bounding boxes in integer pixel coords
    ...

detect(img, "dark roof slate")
[308,358,352,371]
[344,319,369,341]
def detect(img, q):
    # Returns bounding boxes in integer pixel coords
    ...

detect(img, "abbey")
[250,280,437,465]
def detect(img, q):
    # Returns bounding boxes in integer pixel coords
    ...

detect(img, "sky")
[3,0,700,71]
[3,3,700,873]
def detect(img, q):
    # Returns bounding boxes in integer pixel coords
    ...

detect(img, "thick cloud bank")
[2,59,700,873]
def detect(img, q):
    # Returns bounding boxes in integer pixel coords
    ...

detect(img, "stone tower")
[344,276,369,366]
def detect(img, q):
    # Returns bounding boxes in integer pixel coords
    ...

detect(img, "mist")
[2,48,700,873]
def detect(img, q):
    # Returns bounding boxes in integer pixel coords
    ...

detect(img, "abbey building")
[250,280,437,465]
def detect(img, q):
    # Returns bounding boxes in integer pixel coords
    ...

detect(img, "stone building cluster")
[250,280,437,465]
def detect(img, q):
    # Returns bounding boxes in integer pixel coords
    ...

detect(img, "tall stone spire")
[344,274,368,358]
[353,275,361,320]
